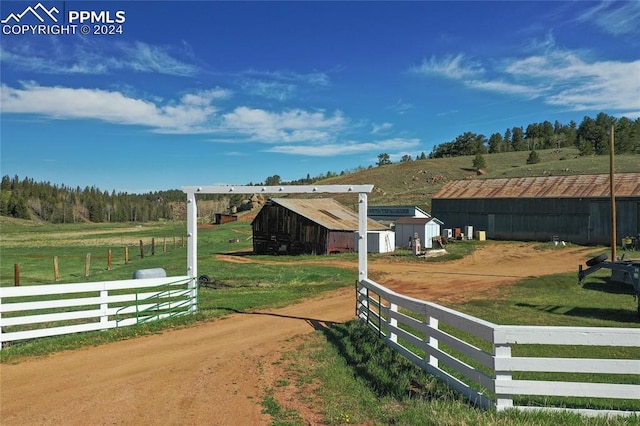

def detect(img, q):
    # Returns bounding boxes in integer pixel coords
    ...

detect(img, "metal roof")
[395,217,444,225]
[267,198,388,231]
[432,173,640,199]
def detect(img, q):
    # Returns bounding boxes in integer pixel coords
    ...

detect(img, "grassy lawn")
[1,218,638,425]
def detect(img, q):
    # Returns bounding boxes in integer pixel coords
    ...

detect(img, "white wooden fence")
[357,277,640,417]
[0,276,195,348]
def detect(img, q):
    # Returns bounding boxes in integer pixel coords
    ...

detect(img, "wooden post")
[85,253,91,277]
[139,240,144,259]
[163,237,167,253]
[125,246,129,264]
[173,236,176,248]
[14,263,20,286]
[181,236,185,248]
[151,238,155,255]
[53,256,59,281]
[107,249,112,270]
[610,126,617,261]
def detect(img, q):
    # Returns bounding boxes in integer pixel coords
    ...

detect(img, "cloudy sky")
[1,1,639,193]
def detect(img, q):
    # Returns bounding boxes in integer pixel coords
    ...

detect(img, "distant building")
[394,217,444,249]
[214,213,238,225]
[368,205,430,222]
[432,173,640,245]
[252,198,389,255]
[368,205,444,249]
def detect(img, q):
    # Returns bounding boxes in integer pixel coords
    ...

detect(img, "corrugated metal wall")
[432,197,639,245]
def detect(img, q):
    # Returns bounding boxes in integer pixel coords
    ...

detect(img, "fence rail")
[357,278,640,417]
[0,276,195,348]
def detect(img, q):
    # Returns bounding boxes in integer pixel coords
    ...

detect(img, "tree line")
[428,113,639,159]
[0,176,186,223]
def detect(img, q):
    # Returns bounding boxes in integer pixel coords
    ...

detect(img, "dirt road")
[0,242,596,425]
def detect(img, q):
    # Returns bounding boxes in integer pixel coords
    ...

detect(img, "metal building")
[252,198,388,255]
[431,173,640,245]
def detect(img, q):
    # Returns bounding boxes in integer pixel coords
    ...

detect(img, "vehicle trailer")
[578,255,640,317]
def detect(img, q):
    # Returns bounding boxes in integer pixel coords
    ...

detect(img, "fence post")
[139,240,144,259]
[100,289,108,327]
[493,328,513,411]
[107,250,112,270]
[85,253,91,277]
[173,236,176,248]
[428,315,439,369]
[124,246,129,264]
[163,237,167,253]
[14,263,20,286]
[389,302,398,344]
[151,238,155,255]
[53,256,59,281]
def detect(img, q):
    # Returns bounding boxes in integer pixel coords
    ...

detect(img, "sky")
[1,1,639,194]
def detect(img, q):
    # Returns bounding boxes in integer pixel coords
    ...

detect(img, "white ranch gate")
[0,185,373,348]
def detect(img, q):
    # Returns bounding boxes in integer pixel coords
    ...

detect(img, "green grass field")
[1,218,638,425]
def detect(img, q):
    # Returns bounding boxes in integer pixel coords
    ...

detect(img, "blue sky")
[1,1,639,193]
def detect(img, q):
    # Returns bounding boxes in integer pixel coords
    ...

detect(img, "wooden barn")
[252,198,388,255]
[432,173,640,245]
[214,213,238,225]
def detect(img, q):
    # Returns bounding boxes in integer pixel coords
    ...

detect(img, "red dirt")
[0,242,596,425]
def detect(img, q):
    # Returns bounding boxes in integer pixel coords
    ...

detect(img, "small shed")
[394,217,444,249]
[252,198,388,255]
[355,230,396,253]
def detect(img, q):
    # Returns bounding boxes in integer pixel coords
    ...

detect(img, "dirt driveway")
[0,242,596,425]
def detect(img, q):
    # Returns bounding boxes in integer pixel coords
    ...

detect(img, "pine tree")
[472,153,486,170]
[526,150,540,164]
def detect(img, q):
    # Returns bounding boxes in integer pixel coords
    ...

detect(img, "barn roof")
[432,173,640,199]
[266,198,388,231]
[395,217,444,225]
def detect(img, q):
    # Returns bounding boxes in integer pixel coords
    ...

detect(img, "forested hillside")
[428,112,639,158]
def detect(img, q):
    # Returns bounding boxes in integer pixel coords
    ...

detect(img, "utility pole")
[609,126,617,261]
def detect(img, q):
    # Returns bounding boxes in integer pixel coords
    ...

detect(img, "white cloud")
[0,82,223,133]
[466,80,542,98]
[0,40,198,76]
[265,138,420,157]
[221,107,346,143]
[1,82,420,155]
[0,82,357,143]
[242,69,330,87]
[388,99,414,115]
[115,41,198,76]
[415,47,640,112]
[504,50,640,111]
[577,1,640,37]
[372,122,393,134]
[239,79,296,101]
[410,54,484,79]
